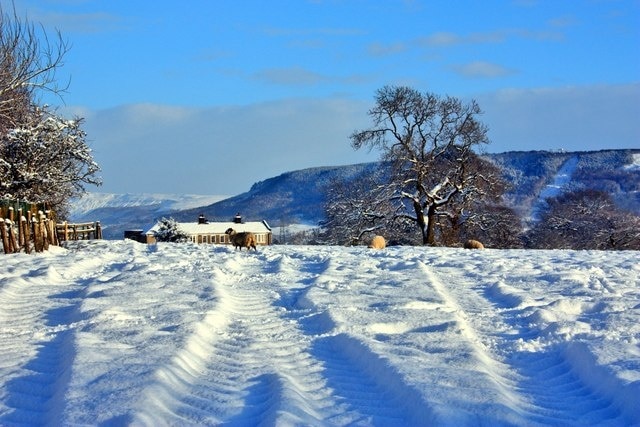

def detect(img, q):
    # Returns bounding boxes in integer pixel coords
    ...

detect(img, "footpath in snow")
[0,241,638,426]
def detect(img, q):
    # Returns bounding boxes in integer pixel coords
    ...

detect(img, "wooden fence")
[56,221,102,242]
[1,203,102,254]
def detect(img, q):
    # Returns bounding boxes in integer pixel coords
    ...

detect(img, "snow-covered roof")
[147,220,271,235]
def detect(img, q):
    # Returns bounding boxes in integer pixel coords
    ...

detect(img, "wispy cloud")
[28,9,125,34]
[260,26,366,37]
[252,66,367,87]
[252,67,329,86]
[548,15,578,28]
[418,30,510,47]
[418,28,562,47]
[418,31,462,47]
[367,42,407,57]
[452,61,518,78]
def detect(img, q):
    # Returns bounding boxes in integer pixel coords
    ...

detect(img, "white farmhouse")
[144,214,272,246]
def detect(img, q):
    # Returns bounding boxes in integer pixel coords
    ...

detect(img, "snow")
[68,193,228,219]
[1,241,639,426]
[624,153,640,171]
[529,156,579,222]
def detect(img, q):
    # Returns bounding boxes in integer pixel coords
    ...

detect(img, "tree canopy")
[347,85,505,246]
[1,2,100,215]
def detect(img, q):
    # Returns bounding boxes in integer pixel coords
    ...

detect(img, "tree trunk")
[413,200,429,245]
[425,205,437,246]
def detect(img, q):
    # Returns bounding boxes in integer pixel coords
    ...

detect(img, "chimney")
[198,214,208,224]
[233,213,242,224]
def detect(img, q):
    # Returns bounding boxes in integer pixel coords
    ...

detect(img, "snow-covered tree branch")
[1,2,100,216]
[1,107,101,214]
[349,85,505,245]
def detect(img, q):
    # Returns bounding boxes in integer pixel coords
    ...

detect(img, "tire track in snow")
[132,250,338,426]
[400,260,527,424]
[511,346,625,425]
[133,248,434,425]
[480,276,634,424]
[0,246,128,425]
[295,252,436,426]
[423,254,632,425]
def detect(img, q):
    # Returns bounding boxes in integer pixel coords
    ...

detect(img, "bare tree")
[351,86,500,245]
[527,189,640,250]
[433,155,522,248]
[1,2,70,133]
[1,4,100,215]
[321,166,399,245]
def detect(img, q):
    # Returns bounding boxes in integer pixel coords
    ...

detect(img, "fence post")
[21,216,30,254]
[38,212,48,251]
[17,209,23,248]
[46,211,57,246]
[7,220,18,253]
[1,220,10,254]
[33,219,43,252]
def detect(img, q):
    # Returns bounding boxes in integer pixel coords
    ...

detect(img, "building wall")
[143,218,272,246]
[190,232,272,245]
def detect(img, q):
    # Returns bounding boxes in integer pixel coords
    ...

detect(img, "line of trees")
[525,189,640,250]
[1,2,100,217]
[320,85,639,250]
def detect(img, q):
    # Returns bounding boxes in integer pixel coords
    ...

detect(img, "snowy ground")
[0,241,638,426]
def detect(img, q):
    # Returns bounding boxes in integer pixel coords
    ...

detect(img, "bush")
[153,217,189,243]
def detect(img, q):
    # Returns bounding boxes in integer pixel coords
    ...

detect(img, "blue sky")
[11,0,640,196]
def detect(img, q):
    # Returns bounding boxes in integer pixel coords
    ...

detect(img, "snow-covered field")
[1,241,638,426]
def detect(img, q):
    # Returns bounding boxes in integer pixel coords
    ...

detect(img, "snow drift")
[0,241,638,426]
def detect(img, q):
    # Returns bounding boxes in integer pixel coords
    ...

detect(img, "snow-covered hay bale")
[463,239,485,249]
[225,228,257,251]
[369,235,386,249]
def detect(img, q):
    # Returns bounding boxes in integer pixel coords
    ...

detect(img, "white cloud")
[74,83,639,195]
[367,42,408,57]
[23,8,125,34]
[252,67,329,86]
[420,32,461,47]
[80,98,377,195]
[452,61,518,78]
[477,83,640,153]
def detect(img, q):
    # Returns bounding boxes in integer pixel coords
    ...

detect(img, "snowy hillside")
[69,149,640,240]
[68,193,228,219]
[173,162,382,226]
[68,193,228,240]
[0,241,638,425]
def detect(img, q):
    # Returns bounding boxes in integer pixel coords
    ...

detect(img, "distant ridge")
[70,149,639,239]
[173,162,382,226]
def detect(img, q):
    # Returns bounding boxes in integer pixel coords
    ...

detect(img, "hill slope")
[173,162,382,226]
[173,149,639,225]
[70,149,639,239]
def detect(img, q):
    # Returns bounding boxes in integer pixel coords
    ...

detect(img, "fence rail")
[56,221,102,242]
[1,204,101,254]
